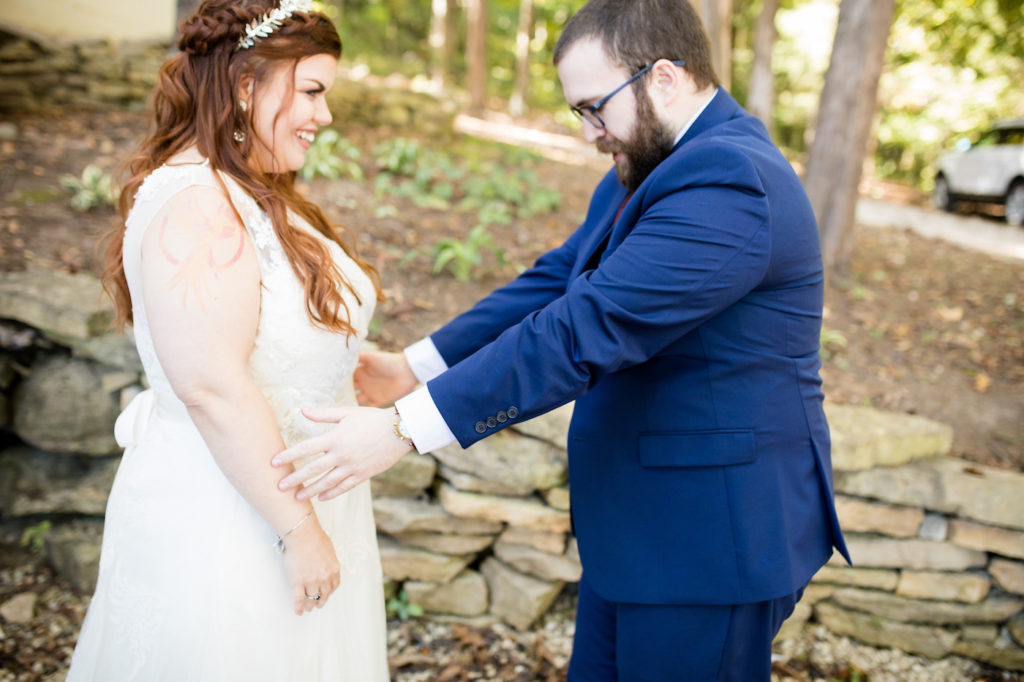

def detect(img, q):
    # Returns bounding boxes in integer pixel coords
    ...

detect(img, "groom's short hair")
[553,0,719,90]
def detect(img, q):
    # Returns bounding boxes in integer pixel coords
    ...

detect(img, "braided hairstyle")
[105,0,382,336]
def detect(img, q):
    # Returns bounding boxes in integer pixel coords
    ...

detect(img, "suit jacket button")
[496,410,508,423]
[507,406,520,419]
[486,416,498,428]
[475,421,487,433]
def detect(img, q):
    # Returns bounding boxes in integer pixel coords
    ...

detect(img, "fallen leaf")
[974,372,991,393]
[437,664,465,682]
[390,650,435,668]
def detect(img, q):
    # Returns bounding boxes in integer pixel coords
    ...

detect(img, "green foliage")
[60,164,119,212]
[874,0,1024,188]
[372,137,423,176]
[326,0,583,111]
[386,588,424,621]
[819,327,848,360]
[459,165,561,218]
[730,0,1023,189]
[371,137,562,226]
[20,520,51,554]
[10,187,64,206]
[299,128,364,181]
[525,184,562,216]
[432,224,507,282]
[476,200,514,226]
[372,138,460,208]
[326,0,1022,194]
[366,136,560,281]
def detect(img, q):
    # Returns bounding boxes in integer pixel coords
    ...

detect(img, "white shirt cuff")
[403,337,449,384]
[395,385,456,454]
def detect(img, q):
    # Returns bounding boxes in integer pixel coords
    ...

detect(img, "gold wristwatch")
[393,408,413,444]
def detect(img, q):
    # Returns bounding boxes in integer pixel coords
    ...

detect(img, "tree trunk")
[466,0,488,115]
[747,0,779,133]
[446,0,458,77]
[697,0,732,91]
[429,0,448,86]
[509,0,535,116]
[803,0,895,275]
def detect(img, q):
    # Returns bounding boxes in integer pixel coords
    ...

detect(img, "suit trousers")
[567,574,804,682]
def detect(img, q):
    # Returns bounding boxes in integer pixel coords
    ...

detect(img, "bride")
[67,1,389,679]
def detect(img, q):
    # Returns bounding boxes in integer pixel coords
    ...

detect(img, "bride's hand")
[353,351,418,406]
[280,516,340,615]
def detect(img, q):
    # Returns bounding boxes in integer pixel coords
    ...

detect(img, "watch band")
[393,407,413,445]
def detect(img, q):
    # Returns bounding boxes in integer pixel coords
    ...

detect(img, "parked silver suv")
[933,118,1024,226]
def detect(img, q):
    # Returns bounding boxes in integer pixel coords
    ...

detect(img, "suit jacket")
[425,89,849,605]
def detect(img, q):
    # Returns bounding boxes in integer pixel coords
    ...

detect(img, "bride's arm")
[138,186,339,615]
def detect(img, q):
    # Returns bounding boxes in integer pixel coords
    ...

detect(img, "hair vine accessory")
[236,0,315,52]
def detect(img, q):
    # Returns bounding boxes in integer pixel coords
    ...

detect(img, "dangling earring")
[234,98,248,141]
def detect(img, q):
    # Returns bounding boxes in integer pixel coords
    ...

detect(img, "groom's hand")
[272,406,412,501]
[353,351,418,407]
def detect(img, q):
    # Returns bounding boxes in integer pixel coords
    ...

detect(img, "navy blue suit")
[425,90,848,674]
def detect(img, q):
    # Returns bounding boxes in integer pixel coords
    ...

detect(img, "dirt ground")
[2,108,1021,471]
[0,109,1022,680]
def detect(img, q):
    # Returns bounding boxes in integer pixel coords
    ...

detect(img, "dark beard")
[598,89,677,192]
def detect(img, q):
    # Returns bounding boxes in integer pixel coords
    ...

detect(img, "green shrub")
[60,165,119,212]
[432,224,506,282]
[386,588,423,621]
[20,520,51,554]
[299,129,364,181]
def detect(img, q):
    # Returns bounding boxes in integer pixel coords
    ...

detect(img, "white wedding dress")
[67,160,389,681]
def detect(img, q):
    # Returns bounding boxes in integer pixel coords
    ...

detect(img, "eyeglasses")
[569,60,687,129]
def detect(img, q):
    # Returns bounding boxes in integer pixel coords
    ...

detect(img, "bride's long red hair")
[104,0,382,335]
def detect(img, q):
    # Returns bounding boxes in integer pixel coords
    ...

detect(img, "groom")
[274,0,848,678]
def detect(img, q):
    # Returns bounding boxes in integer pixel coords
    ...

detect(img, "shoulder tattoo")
[158,195,246,310]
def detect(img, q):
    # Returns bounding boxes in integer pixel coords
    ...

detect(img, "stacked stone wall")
[794,429,1024,671]
[0,29,167,111]
[0,26,456,142]
[0,266,1022,671]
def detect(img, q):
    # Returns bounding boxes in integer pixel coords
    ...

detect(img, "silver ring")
[306,592,321,601]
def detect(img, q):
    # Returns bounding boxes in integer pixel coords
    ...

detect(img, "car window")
[996,128,1024,145]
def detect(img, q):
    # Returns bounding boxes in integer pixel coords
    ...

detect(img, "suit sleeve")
[428,147,773,447]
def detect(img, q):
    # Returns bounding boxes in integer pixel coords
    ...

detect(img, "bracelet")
[393,407,414,446]
[273,510,312,554]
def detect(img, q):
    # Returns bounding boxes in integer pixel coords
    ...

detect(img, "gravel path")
[383,588,1018,682]
[855,198,1024,263]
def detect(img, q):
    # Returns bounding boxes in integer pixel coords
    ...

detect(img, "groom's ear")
[649,59,684,107]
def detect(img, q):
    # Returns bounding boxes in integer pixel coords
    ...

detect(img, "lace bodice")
[122,160,376,444]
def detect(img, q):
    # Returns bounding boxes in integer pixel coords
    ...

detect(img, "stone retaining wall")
[0,266,1022,671]
[0,25,456,142]
[0,29,168,111]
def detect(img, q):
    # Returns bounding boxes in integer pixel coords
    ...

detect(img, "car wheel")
[933,175,955,212]
[1006,182,1024,227]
